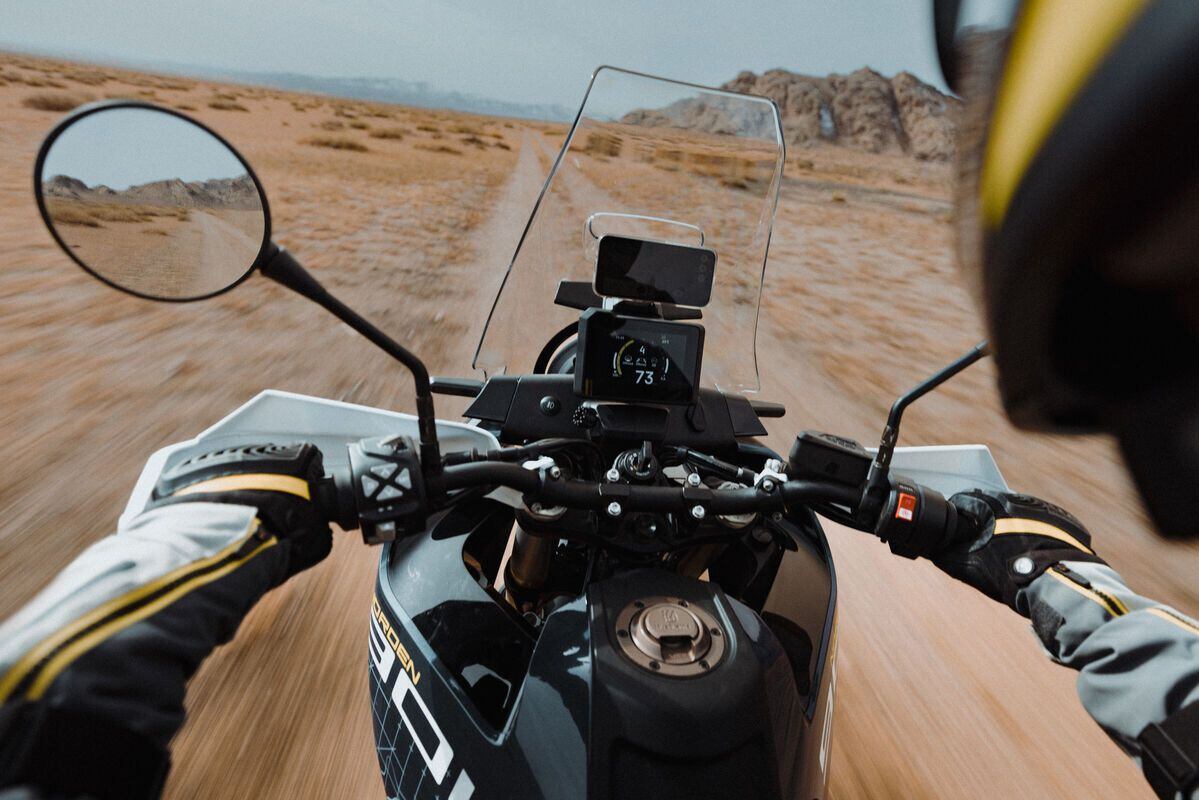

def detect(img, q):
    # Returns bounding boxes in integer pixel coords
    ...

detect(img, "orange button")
[895,492,917,521]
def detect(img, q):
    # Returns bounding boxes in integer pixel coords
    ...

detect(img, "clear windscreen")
[474,66,784,394]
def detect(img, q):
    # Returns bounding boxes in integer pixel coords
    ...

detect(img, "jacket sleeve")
[0,502,291,800]
[1017,561,1199,800]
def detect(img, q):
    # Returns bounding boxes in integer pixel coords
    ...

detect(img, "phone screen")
[595,236,716,307]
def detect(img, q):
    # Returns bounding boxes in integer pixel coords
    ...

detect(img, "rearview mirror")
[34,101,270,301]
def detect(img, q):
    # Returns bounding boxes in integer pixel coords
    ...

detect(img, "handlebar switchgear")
[344,435,427,544]
[874,477,960,559]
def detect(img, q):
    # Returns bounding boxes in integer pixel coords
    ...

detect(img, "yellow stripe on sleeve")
[1147,608,1199,638]
[1044,568,1128,617]
[0,519,262,703]
[25,536,277,699]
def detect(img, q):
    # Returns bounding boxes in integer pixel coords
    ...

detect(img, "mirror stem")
[873,339,991,472]
[856,340,990,526]
[259,245,442,473]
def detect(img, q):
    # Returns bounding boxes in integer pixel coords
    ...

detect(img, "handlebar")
[434,461,863,515]
[326,435,970,556]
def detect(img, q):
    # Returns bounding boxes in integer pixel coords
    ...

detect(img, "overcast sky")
[42,108,249,189]
[3,1,952,107]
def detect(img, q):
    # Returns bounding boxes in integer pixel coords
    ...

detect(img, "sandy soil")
[48,202,263,297]
[2,53,1196,799]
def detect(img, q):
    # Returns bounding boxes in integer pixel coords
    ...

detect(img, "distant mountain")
[0,43,576,121]
[209,70,575,122]
[45,173,259,209]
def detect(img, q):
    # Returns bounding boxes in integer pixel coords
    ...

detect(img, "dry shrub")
[46,204,102,228]
[348,121,369,130]
[368,127,407,140]
[450,123,481,135]
[208,99,249,112]
[142,228,170,236]
[317,120,346,131]
[48,199,192,227]
[174,104,197,111]
[459,135,488,148]
[304,136,369,152]
[492,141,512,151]
[65,70,111,86]
[831,192,847,203]
[22,77,67,88]
[416,124,439,133]
[583,132,623,158]
[415,143,462,156]
[22,92,92,112]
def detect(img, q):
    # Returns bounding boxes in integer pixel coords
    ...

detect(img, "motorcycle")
[31,67,1006,800]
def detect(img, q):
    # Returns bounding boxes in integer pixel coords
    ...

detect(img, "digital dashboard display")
[595,235,716,308]
[575,310,704,404]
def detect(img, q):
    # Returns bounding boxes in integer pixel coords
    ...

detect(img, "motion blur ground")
[0,52,1194,798]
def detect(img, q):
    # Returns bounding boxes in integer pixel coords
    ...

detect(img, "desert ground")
[46,199,263,297]
[1,53,1195,799]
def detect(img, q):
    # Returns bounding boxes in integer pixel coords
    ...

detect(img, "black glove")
[934,490,1106,611]
[147,442,332,581]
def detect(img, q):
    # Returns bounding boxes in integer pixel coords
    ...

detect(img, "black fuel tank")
[369,501,833,800]
[585,570,814,800]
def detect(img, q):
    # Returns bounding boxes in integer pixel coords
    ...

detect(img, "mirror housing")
[33,100,271,302]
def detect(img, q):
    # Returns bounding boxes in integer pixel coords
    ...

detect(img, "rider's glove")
[0,443,331,800]
[932,490,1106,611]
[147,442,332,581]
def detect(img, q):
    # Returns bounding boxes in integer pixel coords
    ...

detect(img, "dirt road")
[2,54,1195,799]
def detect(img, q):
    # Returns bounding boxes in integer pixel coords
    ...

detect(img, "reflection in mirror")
[38,106,267,300]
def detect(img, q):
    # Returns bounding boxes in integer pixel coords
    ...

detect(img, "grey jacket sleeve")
[0,502,290,799]
[1018,561,1199,800]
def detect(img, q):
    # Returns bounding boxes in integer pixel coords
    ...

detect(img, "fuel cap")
[614,597,726,678]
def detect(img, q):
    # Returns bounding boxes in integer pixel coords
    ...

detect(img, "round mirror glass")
[35,103,269,301]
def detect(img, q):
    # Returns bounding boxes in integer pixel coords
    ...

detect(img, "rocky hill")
[723,68,958,160]
[44,173,259,209]
[622,67,959,161]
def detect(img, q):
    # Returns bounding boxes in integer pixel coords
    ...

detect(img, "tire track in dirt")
[166,130,556,799]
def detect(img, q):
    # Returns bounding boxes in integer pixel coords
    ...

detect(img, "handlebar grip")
[874,478,962,559]
[313,465,359,531]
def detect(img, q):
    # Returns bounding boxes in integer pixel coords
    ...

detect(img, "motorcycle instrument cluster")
[594,235,716,307]
[574,309,704,405]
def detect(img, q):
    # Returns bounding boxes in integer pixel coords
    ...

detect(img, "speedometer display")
[575,310,704,404]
